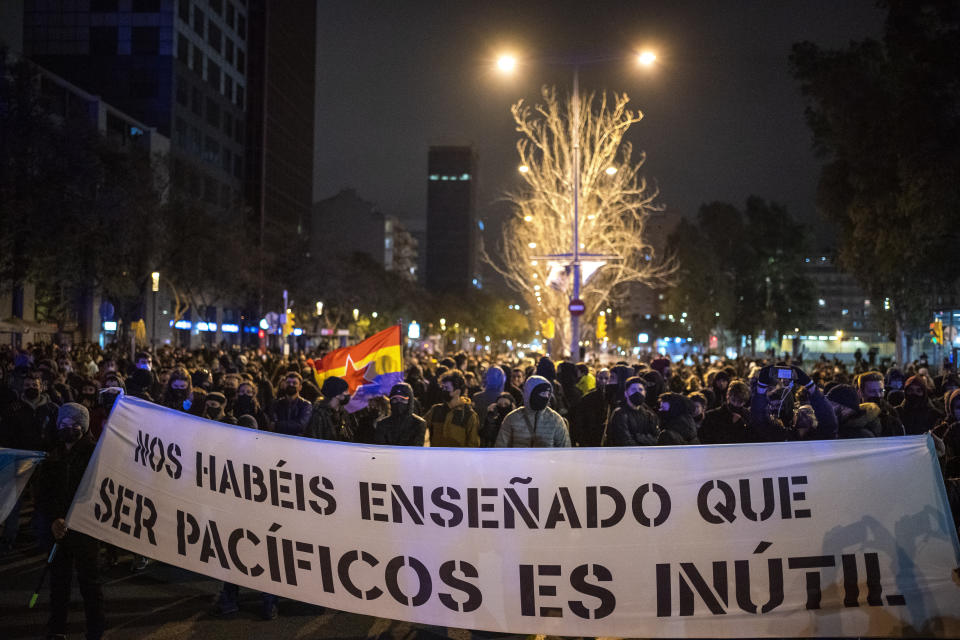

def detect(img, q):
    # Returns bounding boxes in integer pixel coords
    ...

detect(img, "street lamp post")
[499,51,655,358]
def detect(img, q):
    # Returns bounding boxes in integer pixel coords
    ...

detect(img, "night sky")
[313,0,884,263]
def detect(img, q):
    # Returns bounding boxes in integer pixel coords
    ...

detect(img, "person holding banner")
[35,402,105,640]
[269,372,313,436]
[308,376,355,441]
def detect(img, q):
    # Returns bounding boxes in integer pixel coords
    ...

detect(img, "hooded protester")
[603,376,658,446]
[556,361,583,417]
[828,384,881,439]
[639,369,665,411]
[160,367,192,412]
[700,380,753,444]
[471,366,506,427]
[535,356,567,415]
[897,375,942,435]
[655,392,699,445]
[308,376,355,441]
[36,403,106,640]
[495,375,571,448]
[373,383,426,447]
[233,380,269,430]
[354,395,391,444]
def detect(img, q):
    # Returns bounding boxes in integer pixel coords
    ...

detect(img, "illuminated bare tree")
[484,86,675,353]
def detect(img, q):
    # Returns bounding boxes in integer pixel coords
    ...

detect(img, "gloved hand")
[791,366,814,391]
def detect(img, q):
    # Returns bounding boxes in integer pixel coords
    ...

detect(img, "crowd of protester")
[1,341,959,638]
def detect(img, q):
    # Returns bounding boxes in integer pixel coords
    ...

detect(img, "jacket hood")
[903,375,928,398]
[557,362,579,387]
[947,388,960,416]
[535,357,557,382]
[658,392,697,440]
[523,375,551,406]
[484,367,506,393]
[639,369,665,408]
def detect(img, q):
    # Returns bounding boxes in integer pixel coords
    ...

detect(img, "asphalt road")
[0,541,592,640]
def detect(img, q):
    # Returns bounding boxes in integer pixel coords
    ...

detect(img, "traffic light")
[282,309,296,337]
[597,312,607,340]
[929,319,943,345]
[541,318,555,340]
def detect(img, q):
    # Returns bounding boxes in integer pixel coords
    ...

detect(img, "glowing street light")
[605,166,618,176]
[497,54,517,73]
[637,50,657,66]
[518,165,530,173]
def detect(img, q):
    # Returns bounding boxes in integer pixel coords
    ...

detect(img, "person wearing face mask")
[268,372,313,436]
[885,368,906,406]
[572,365,630,447]
[35,403,106,640]
[306,376,355,441]
[897,375,942,435]
[202,392,236,424]
[423,370,480,447]
[219,373,241,416]
[655,393,700,445]
[700,380,753,444]
[234,381,269,429]
[480,392,516,447]
[160,368,192,412]
[602,376,658,446]
[854,371,905,437]
[750,365,837,442]
[373,383,426,447]
[2,373,60,452]
[495,375,570,448]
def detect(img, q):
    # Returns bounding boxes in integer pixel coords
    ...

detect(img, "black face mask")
[235,397,256,415]
[604,384,618,403]
[529,384,551,411]
[340,394,351,406]
[58,427,83,444]
[23,388,40,400]
[440,390,453,403]
[628,392,645,407]
[658,409,670,423]
[284,385,298,397]
[81,392,96,404]
[390,400,409,414]
[223,388,237,400]
[169,389,188,401]
[204,406,222,419]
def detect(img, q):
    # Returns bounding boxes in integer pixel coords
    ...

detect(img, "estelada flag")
[311,325,404,413]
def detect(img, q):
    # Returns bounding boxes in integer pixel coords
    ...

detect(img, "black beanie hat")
[321,376,349,398]
[826,384,860,411]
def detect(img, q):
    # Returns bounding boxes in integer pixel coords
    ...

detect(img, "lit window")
[477,220,484,230]
[460,173,471,180]
[818,299,826,307]
[842,309,849,315]
[429,174,439,181]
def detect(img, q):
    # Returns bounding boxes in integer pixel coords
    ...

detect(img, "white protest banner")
[67,396,960,637]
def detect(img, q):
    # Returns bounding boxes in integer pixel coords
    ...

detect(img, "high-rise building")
[244,0,316,284]
[425,146,477,293]
[23,0,249,211]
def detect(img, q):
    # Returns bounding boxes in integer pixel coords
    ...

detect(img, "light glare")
[638,50,657,66]
[497,55,517,73]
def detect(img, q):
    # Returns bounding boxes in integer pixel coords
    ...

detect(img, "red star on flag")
[343,354,378,391]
